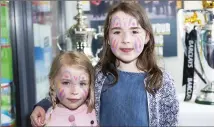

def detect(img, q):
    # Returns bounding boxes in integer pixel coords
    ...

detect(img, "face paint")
[134,40,140,53]
[111,16,121,28]
[77,73,89,99]
[112,15,139,29]
[122,18,127,27]
[79,75,86,81]
[82,88,89,99]
[79,73,89,82]
[128,18,133,27]
[58,88,65,100]
[134,36,143,53]
[110,37,118,53]
[137,37,143,49]
[56,80,65,101]
[61,70,72,79]
[112,39,118,52]
[131,22,136,27]
[73,76,78,81]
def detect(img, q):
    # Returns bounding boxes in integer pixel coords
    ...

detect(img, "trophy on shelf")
[195,1,214,105]
[66,1,101,65]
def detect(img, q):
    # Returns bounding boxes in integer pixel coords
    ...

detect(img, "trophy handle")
[57,42,62,51]
[196,30,209,84]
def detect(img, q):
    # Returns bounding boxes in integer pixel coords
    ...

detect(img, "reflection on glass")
[32,1,59,102]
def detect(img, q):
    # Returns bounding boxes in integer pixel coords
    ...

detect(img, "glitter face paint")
[56,80,65,101]
[59,89,65,100]
[111,16,138,28]
[110,37,119,53]
[111,16,121,27]
[134,36,143,53]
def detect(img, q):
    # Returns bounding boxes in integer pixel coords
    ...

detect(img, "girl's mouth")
[67,98,80,103]
[120,48,133,53]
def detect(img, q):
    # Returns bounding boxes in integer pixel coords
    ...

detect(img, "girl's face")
[109,11,149,63]
[55,65,90,110]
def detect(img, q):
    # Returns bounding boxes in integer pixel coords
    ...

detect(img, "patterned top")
[94,67,179,126]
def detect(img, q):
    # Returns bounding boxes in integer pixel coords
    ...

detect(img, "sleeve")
[34,98,52,112]
[158,72,179,126]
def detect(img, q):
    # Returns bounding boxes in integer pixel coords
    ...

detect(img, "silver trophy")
[195,10,214,105]
[67,1,98,65]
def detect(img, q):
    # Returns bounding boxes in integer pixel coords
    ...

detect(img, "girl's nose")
[71,91,78,95]
[70,85,78,95]
[122,32,131,44]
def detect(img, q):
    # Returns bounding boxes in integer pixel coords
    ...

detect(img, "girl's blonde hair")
[48,51,95,112]
[97,2,163,94]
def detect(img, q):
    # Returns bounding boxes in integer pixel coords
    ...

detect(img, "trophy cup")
[195,1,214,104]
[67,1,97,65]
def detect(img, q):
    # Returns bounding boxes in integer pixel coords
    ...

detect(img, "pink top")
[45,104,98,126]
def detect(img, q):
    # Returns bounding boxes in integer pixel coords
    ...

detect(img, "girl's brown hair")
[48,51,95,112]
[97,1,163,94]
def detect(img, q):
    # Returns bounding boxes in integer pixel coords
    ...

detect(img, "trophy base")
[195,83,214,105]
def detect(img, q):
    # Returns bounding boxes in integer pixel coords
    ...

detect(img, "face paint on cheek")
[82,88,89,99]
[134,37,143,53]
[55,80,64,99]
[134,40,140,53]
[59,89,65,98]
[111,39,118,53]
[57,88,65,100]
[137,37,143,49]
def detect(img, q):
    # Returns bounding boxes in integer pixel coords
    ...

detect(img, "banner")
[182,28,197,101]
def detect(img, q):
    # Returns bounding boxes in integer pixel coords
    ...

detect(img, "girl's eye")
[80,82,87,86]
[132,30,139,34]
[113,31,120,34]
[62,81,70,85]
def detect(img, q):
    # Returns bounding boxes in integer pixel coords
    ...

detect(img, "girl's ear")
[108,41,110,45]
[145,33,150,44]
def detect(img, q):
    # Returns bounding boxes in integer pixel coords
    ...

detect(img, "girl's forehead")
[111,11,138,22]
[59,66,89,76]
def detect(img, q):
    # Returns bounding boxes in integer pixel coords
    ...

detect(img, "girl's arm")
[35,98,52,112]
[159,72,179,126]
[30,98,52,126]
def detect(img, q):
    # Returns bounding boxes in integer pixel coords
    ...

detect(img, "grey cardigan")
[94,68,179,126]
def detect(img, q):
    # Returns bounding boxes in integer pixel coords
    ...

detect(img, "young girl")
[33,51,97,126]
[31,2,179,126]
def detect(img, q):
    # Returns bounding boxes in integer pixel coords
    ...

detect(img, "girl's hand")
[30,106,46,127]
